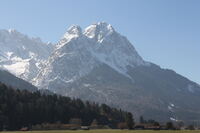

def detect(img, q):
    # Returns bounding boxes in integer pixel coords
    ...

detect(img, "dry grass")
[2,129,200,133]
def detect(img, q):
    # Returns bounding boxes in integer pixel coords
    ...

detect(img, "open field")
[1,130,200,133]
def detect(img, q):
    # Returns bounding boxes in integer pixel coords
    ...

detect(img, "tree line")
[0,83,134,131]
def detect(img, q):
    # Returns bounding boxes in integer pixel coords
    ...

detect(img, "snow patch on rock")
[0,29,53,81]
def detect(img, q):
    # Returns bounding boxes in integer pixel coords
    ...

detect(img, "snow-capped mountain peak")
[84,22,115,42]
[64,25,82,37]
[56,25,82,49]
[8,29,18,34]
[34,22,149,90]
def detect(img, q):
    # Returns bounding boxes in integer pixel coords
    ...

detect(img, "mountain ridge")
[0,29,53,81]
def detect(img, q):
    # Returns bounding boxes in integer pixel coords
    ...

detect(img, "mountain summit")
[33,22,200,122]
[34,22,147,87]
[84,22,115,41]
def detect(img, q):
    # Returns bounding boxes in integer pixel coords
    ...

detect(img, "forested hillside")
[0,83,132,130]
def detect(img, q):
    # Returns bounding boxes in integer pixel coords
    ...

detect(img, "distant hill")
[0,70,37,92]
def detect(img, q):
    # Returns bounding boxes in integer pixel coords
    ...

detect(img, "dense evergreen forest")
[0,83,133,130]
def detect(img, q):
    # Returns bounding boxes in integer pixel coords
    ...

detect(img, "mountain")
[34,23,148,87]
[0,29,53,81]
[0,69,37,91]
[33,22,200,123]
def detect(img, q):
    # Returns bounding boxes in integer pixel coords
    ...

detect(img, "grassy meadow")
[1,130,200,133]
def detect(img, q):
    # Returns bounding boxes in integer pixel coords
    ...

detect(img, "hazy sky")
[0,0,199,84]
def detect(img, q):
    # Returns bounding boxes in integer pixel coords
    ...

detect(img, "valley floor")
[1,130,200,133]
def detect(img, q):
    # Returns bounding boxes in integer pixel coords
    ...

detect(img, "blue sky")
[0,0,199,84]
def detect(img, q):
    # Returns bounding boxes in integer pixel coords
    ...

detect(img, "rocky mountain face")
[1,22,200,123]
[33,22,200,122]
[34,22,148,89]
[0,29,53,81]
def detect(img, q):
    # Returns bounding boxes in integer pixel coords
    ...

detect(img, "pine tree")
[125,112,134,129]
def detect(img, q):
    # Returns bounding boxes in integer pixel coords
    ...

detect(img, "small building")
[81,126,90,130]
[20,127,29,131]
